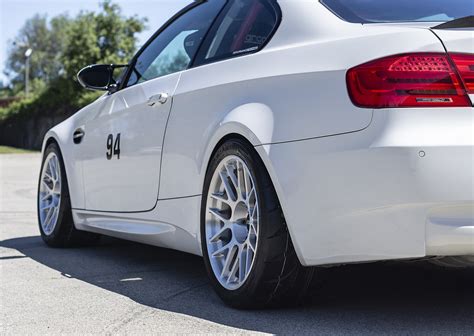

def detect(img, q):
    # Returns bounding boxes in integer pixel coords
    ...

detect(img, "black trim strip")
[189,0,230,68]
[433,16,474,29]
[319,0,370,24]
[71,194,202,214]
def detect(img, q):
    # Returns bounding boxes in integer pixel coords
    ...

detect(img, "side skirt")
[72,195,203,256]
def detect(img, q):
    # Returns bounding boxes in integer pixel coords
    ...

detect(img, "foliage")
[62,1,146,81]
[0,77,101,122]
[1,0,146,125]
[0,80,11,98]
[5,14,70,85]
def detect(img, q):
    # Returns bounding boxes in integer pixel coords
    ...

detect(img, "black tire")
[201,138,315,309]
[38,142,100,247]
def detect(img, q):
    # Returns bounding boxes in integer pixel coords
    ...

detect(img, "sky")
[0,0,191,83]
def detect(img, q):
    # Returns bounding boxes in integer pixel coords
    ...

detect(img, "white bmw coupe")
[38,0,474,308]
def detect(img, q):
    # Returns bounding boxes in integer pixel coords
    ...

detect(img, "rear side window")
[194,0,280,65]
[321,0,474,23]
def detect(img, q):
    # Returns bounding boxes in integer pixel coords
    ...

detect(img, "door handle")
[73,128,85,144]
[147,93,169,107]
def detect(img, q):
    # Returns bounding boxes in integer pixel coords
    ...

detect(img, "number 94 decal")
[106,133,121,160]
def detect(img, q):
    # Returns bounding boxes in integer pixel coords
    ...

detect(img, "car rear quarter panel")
[159,0,446,199]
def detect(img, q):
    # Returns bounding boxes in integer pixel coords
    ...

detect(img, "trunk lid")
[432,28,474,54]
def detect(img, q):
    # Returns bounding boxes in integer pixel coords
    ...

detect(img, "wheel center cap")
[232,202,250,243]
[232,222,249,244]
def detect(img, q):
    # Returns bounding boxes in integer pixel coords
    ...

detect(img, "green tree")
[5,14,71,86]
[0,80,9,98]
[1,0,147,131]
[62,0,147,80]
[5,0,146,95]
[1,1,147,150]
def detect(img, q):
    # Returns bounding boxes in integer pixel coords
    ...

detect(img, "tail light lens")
[347,53,472,108]
[450,53,474,94]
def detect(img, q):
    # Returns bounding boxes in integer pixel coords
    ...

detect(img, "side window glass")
[126,1,225,87]
[196,0,278,65]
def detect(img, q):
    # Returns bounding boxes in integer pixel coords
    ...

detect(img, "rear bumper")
[261,108,474,266]
[426,204,474,256]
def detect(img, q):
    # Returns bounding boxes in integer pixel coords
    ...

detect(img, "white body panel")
[433,29,474,54]
[159,2,445,199]
[41,0,474,265]
[72,195,202,255]
[79,74,180,212]
[260,108,474,265]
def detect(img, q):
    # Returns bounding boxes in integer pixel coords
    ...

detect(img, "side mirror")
[77,64,127,92]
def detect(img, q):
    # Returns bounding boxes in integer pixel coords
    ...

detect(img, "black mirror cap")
[77,64,114,91]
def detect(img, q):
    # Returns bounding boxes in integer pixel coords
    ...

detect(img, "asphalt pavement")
[1,154,473,335]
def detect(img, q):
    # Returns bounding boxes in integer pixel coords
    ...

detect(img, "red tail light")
[347,53,472,108]
[450,53,474,94]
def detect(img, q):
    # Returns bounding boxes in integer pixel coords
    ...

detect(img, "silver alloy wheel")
[38,152,62,236]
[205,155,259,290]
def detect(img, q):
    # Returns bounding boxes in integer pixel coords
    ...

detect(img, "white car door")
[79,1,226,212]
[80,75,178,212]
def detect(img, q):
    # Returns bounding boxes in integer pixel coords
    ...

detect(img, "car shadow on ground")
[2,235,473,335]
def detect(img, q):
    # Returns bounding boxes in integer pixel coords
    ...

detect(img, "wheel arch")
[197,102,276,186]
[41,133,72,199]
[44,135,60,152]
[41,133,61,154]
[203,133,254,177]
[40,124,85,210]
[201,132,282,204]
[200,131,307,267]
[196,101,286,226]
[160,102,304,261]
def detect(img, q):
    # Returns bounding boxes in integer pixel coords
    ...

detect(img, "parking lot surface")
[1,154,473,335]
